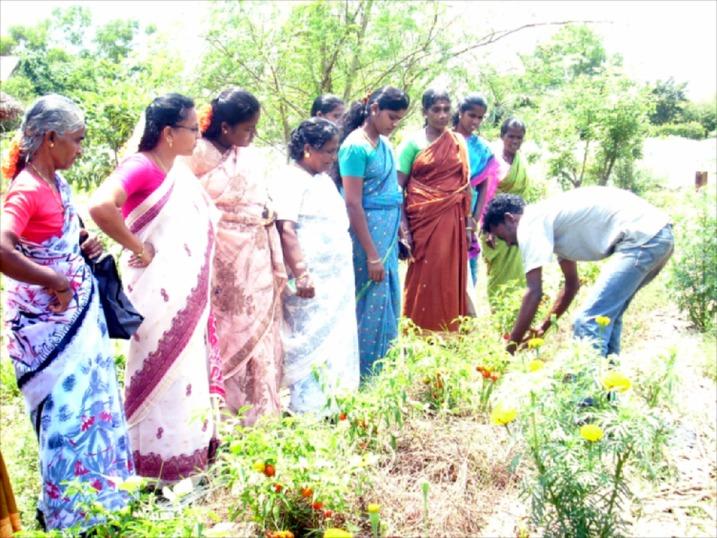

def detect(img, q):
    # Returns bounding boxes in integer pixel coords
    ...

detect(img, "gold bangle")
[368,258,381,264]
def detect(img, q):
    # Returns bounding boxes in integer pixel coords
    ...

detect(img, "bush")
[670,189,717,332]
[651,122,707,140]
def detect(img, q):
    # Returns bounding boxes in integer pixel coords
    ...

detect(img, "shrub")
[670,189,717,332]
[651,122,707,140]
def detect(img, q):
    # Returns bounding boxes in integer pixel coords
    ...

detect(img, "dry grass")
[364,415,524,537]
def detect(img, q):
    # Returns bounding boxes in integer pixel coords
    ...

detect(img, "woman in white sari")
[89,94,222,482]
[276,118,359,415]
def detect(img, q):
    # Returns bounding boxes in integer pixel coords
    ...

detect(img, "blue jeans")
[573,225,674,356]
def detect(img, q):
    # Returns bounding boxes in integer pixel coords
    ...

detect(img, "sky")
[1,0,715,101]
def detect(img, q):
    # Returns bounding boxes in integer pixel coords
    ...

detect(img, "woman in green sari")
[480,117,528,305]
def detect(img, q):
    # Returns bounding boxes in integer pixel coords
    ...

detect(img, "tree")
[649,78,687,125]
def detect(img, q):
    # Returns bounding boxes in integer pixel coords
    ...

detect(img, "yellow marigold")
[595,315,611,328]
[323,529,353,538]
[528,359,544,372]
[579,424,604,442]
[490,402,517,426]
[252,461,266,473]
[367,503,380,514]
[527,337,544,349]
[601,371,632,393]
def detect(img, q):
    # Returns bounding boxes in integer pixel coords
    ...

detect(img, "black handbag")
[85,253,144,339]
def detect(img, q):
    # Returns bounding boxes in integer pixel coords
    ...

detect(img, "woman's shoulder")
[340,130,373,152]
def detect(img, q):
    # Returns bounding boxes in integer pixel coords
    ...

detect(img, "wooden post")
[695,171,708,191]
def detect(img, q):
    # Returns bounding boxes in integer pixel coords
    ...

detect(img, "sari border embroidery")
[132,437,218,481]
[129,183,174,235]
[124,227,212,419]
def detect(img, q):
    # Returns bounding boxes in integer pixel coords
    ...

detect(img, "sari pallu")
[193,144,286,426]
[3,173,132,530]
[403,130,471,332]
[122,161,218,481]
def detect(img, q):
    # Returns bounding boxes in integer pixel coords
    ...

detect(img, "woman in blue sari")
[338,87,409,377]
[453,93,494,285]
[0,95,133,531]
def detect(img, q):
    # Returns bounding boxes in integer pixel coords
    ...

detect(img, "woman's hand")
[295,272,315,298]
[367,258,385,282]
[129,241,155,268]
[79,230,104,260]
[48,273,73,313]
[399,225,414,262]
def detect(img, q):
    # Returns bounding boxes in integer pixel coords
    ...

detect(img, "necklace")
[27,162,63,206]
[360,126,378,148]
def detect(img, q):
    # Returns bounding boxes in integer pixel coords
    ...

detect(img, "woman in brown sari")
[397,88,471,331]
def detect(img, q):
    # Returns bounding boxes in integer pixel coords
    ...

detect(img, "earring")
[304,152,310,159]
[50,142,55,148]
[223,129,228,134]
[169,139,173,148]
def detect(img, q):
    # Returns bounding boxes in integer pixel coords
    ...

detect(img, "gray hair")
[20,94,85,161]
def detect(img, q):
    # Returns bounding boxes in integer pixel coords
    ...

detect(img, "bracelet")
[367,258,382,264]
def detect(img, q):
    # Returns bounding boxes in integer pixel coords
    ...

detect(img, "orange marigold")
[198,103,213,135]
[2,136,22,181]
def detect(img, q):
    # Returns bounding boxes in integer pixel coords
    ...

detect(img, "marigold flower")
[198,103,214,135]
[594,315,611,328]
[338,412,347,421]
[323,509,333,518]
[323,529,353,538]
[367,503,380,513]
[489,372,500,382]
[1,135,22,181]
[528,359,544,372]
[481,370,491,379]
[527,337,544,349]
[273,483,283,493]
[252,461,266,473]
[601,371,632,393]
[263,463,276,477]
[579,424,604,442]
[300,486,313,498]
[490,402,517,426]
[311,500,324,511]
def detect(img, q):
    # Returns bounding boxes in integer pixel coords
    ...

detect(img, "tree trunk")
[343,0,373,102]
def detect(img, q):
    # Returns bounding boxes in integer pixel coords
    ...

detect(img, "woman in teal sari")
[338,86,409,377]
[452,94,493,285]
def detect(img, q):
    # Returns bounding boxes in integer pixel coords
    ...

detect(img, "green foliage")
[681,99,717,135]
[503,343,673,537]
[1,7,183,188]
[670,189,717,332]
[651,121,708,140]
[649,78,688,125]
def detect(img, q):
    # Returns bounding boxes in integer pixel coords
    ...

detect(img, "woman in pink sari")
[89,94,221,482]
[185,88,286,426]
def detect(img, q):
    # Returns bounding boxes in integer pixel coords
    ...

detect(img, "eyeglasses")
[172,124,200,133]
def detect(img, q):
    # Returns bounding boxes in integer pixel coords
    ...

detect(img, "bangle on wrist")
[368,258,381,264]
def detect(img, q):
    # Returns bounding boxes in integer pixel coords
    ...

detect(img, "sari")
[3,172,132,530]
[463,133,494,285]
[187,140,286,425]
[480,148,529,304]
[276,165,359,414]
[338,132,402,377]
[121,160,219,481]
[402,129,471,332]
[0,451,20,537]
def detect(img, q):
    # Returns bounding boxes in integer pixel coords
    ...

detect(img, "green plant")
[670,189,717,332]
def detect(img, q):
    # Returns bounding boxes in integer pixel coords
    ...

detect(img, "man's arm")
[507,267,543,353]
[537,259,580,335]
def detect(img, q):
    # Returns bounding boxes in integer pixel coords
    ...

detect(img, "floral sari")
[276,165,359,415]
[403,130,471,331]
[187,140,286,426]
[121,160,219,481]
[3,173,133,529]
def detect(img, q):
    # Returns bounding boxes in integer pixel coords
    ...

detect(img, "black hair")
[482,193,526,234]
[138,93,194,151]
[500,116,526,137]
[422,88,451,111]
[340,86,410,143]
[452,93,488,127]
[203,88,260,140]
[288,118,339,161]
[310,94,344,117]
